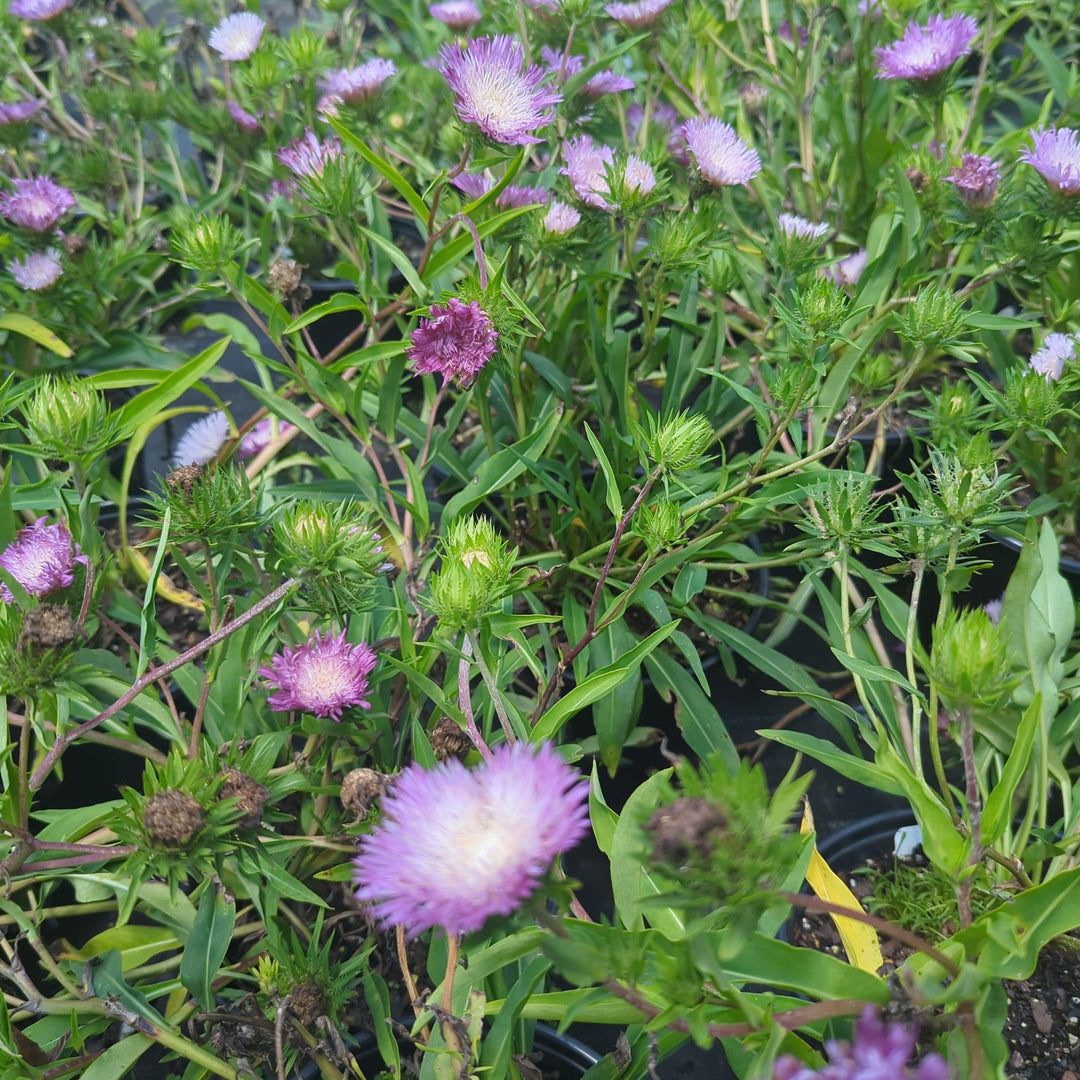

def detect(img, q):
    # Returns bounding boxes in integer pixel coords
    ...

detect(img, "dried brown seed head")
[267,259,310,303]
[143,789,205,847]
[340,767,385,819]
[647,797,727,865]
[289,979,325,1027]
[219,768,269,829]
[20,604,75,650]
[430,717,473,761]
[165,464,205,501]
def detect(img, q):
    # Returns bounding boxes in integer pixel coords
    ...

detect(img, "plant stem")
[458,647,493,760]
[467,632,515,744]
[956,705,982,929]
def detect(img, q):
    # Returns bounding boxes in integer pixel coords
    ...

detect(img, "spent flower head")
[208,12,266,60]
[681,117,761,188]
[9,251,63,291]
[1,177,75,233]
[0,519,88,604]
[874,14,978,81]
[408,297,499,385]
[260,630,377,721]
[1020,127,1080,196]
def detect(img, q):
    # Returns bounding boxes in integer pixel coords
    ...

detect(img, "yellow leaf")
[800,799,883,973]
[126,546,205,613]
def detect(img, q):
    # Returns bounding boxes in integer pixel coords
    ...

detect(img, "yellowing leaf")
[126,546,205,612]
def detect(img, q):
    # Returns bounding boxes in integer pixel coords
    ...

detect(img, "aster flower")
[408,297,499,384]
[776,20,809,47]
[983,597,1003,625]
[353,741,589,937]
[824,248,868,288]
[562,134,615,209]
[874,14,978,81]
[0,100,43,125]
[208,12,266,61]
[604,0,671,27]
[1019,127,1080,196]
[947,153,1000,208]
[173,411,230,467]
[627,101,687,163]
[778,213,829,240]
[430,0,482,28]
[452,173,493,200]
[0,518,88,603]
[542,200,582,235]
[227,101,261,133]
[9,250,63,291]
[260,630,377,720]
[238,418,294,460]
[540,48,584,79]
[583,70,635,97]
[1,176,76,234]
[681,117,761,187]
[623,155,657,195]
[774,1007,948,1080]
[8,0,71,19]
[1029,332,1076,381]
[322,59,397,104]
[277,129,343,179]
[438,35,562,146]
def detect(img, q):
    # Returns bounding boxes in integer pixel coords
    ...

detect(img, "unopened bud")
[170,214,246,272]
[23,376,116,465]
[642,411,714,472]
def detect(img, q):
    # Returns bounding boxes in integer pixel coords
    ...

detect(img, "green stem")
[906,561,927,776]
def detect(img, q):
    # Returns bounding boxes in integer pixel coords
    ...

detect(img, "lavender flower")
[947,153,1000,208]
[260,630,377,720]
[681,117,761,187]
[627,101,687,163]
[584,70,635,97]
[497,184,549,208]
[776,20,809,47]
[542,200,581,235]
[227,101,261,133]
[353,741,589,937]
[8,0,71,19]
[1029,332,1076,381]
[322,59,397,104]
[824,248,868,288]
[9,250,63,291]
[173,411,230,467]
[774,1007,948,1080]
[208,12,266,61]
[452,173,494,200]
[430,0,482,28]
[0,518,88,603]
[238,419,294,460]
[0,100,43,125]
[624,155,657,195]
[1,177,75,234]
[983,597,1003,624]
[778,213,829,240]
[1019,127,1080,196]
[408,297,499,384]
[277,129,343,179]
[438,35,562,146]
[875,14,978,81]
[562,134,614,209]
[604,0,671,27]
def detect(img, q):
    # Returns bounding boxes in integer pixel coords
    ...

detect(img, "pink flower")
[227,101,261,132]
[1,176,75,233]
[947,153,1000,208]
[260,630,377,720]
[875,14,978,81]
[9,250,62,290]
[173,412,230,467]
[561,134,614,209]
[824,248,868,288]
[408,297,498,385]
[0,519,88,603]
[542,200,581,235]
[277,129,343,179]
[0,100,43,125]
[238,418,293,459]
[8,0,71,19]
[208,12,266,61]
[623,155,656,195]
[430,0,482,28]
[1029,332,1076,381]
[583,70,635,97]
[777,213,828,240]
[353,741,589,937]
[1020,127,1080,196]
[604,0,671,27]
[322,59,397,104]
[681,117,761,187]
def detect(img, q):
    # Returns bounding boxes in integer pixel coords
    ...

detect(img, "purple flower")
[875,14,978,81]
[983,597,1003,624]
[824,248,868,288]
[681,117,761,187]
[408,297,498,384]
[583,70,635,97]
[543,200,581,235]
[1029,332,1076,381]
[208,12,266,61]
[623,155,657,195]
[776,20,809,47]
[540,47,583,80]
[227,101,261,133]
[277,129,343,179]
[353,741,589,937]
[604,0,671,27]
[498,184,549,208]
[946,153,1000,208]
[1,177,75,234]
[778,213,828,240]
[0,100,43,125]
[8,0,71,19]
[562,134,614,209]
[452,173,493,200]
[238,418,294,459]
[627,101,686,162]
[0,519,88,603]
[9,250,62,290]
[260,630,377,721]
[173,411,230,467]
[322,59,397,104]
[438,35,562,146]
[1019,127,1080,196]
[774,1007,948,1080]
[430,0,482,28]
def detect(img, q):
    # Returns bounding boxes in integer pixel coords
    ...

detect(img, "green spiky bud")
[636,500,688,555]
[429,516,516,631]
[929,608,1013,711]
[928,380,979,450]
[1003,366,1061,428]
[147,463,258,544]
[895,286,966,352]
[22,376,118,467]
[800,471,881,550]
[170,215,246,272]
[792,277,850,340]
[639,411,713,472]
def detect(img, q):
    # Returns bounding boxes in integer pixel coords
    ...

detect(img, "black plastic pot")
[815,808,920,868]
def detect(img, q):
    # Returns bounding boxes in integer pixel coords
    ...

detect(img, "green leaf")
[591,618,641,774]
[982,695,1041,846]
[672,564,707,606]
[80,926,180,972]
[363,972,400,1076]
[589,761,619,857]
[480,956,551,1079]
[283,291,368,335]
[583,426,623,521]
[88,950,165,1029]
[756,729,902,795]
[180,885,237,1011]
[80,1034,153,1080]
[236,847,329,909]
[0,313,72,357]
[829,647,920,696]
[357,225,427,300]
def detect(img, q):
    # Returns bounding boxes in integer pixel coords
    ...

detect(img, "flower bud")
[1003,365,1060,428]
[895,285,966,352]
[429,516,517,631]
[22,376,117,465]
[927,380,978,450]
[143,789,205,847]
[792,277,850,340]
[169,215,246,272]
[929,608,1013,710]
[636,500,687,554]
[150,462,257,544]
[641,410,713,472]
[801,471,881,549]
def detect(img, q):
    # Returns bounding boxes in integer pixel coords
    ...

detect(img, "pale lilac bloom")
[584,70,635,97]
[438,35,562,146]
[10,250,62,290]
[875,14,978,81]
[277,129,342,179]
[1020,127,1080,196]
[497,184,549,208]
[430,0,482,28]
[1029,332,1076,381]
[825,248,868,287]
[983,597,1003,625]
[173,411,230,467]
[524,0,560,11]
[627,101,687,163]
[0,100,43,125]
[8,0,71,19]
[776,20,809,47]
[260,630,377,720]
[0,519,88,603]
[947,153,1000,208]
[452,173,493,200]
[353,741,590,937]
[1,176,75,233]
[322,59,397,104]
[408,298,498,384]
[774,1006,948,1080]
[562,134,614,209]
[681,117,761,187]
[238,419,294,459]
[208,12,266,61]
[543,200,581,235]
[227,101,261,133]
[604,0,671,27]
[540,47,583,79]
[623,155,657,195]
[778,213,828,240]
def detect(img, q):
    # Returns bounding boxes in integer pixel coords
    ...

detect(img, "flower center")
[296,654,353,706]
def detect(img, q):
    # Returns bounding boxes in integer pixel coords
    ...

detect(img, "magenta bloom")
[8,0,71,19]
[778,213,828,240]
[947,153,1000,208]
[542,200,581,235]
[226,101,261,133]
[260,630,377,720]
[584,70,635,97]
[0,100,43,125]
[562,134,614,209]
[408,297,498,384]
[875,14,978,81]
[208,12,265,61]
[0,519,88,603]
[353,741,589,937]
[238,418,293,459]
[774,1007,948,1080]
[1020,127,1080,196]
[604,0,671,27]
[1029,332,1076,381]
[322,59,397,104]
[430,0,481,28]
[10,250,63,290]
[824,248,868,288]
[681,117,761,187]
[1,177,75,234]
[438,35,562,146]
[277,129,343,179]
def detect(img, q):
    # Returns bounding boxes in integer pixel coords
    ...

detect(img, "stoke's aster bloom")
[261,630,377,720]
[430,0,482,28]
[452,173,493,200]
[583,70,635,97]
[277,129,343,179]
[173,411,230,467]
[438,35,562,146]
[778,213,828,240]
[1020,127,1080,196]
[774,1007,948,1080]
[681,117,761,187]
[623,155,657,195]
[227,101,261,133]
[562,134,614,209]
[983,597,1003,624]
[353,741,590,937]
[1,176,75,233]
[947,153,1000,208]
[408,298,498,384]
[1029,332,1076,381]
[9,250,63,291]
[604,0,671,27]
[542,200,581,235]
[208,12,266,61]
[451,172,547,207]
[322,59,397,104]
[874,14,978,81]
[238,418,294,460]
[8,0,71,19]
[627,101,687,163]
[824,248,868,287]
[0,519,88,603]
[0,99,43,125]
